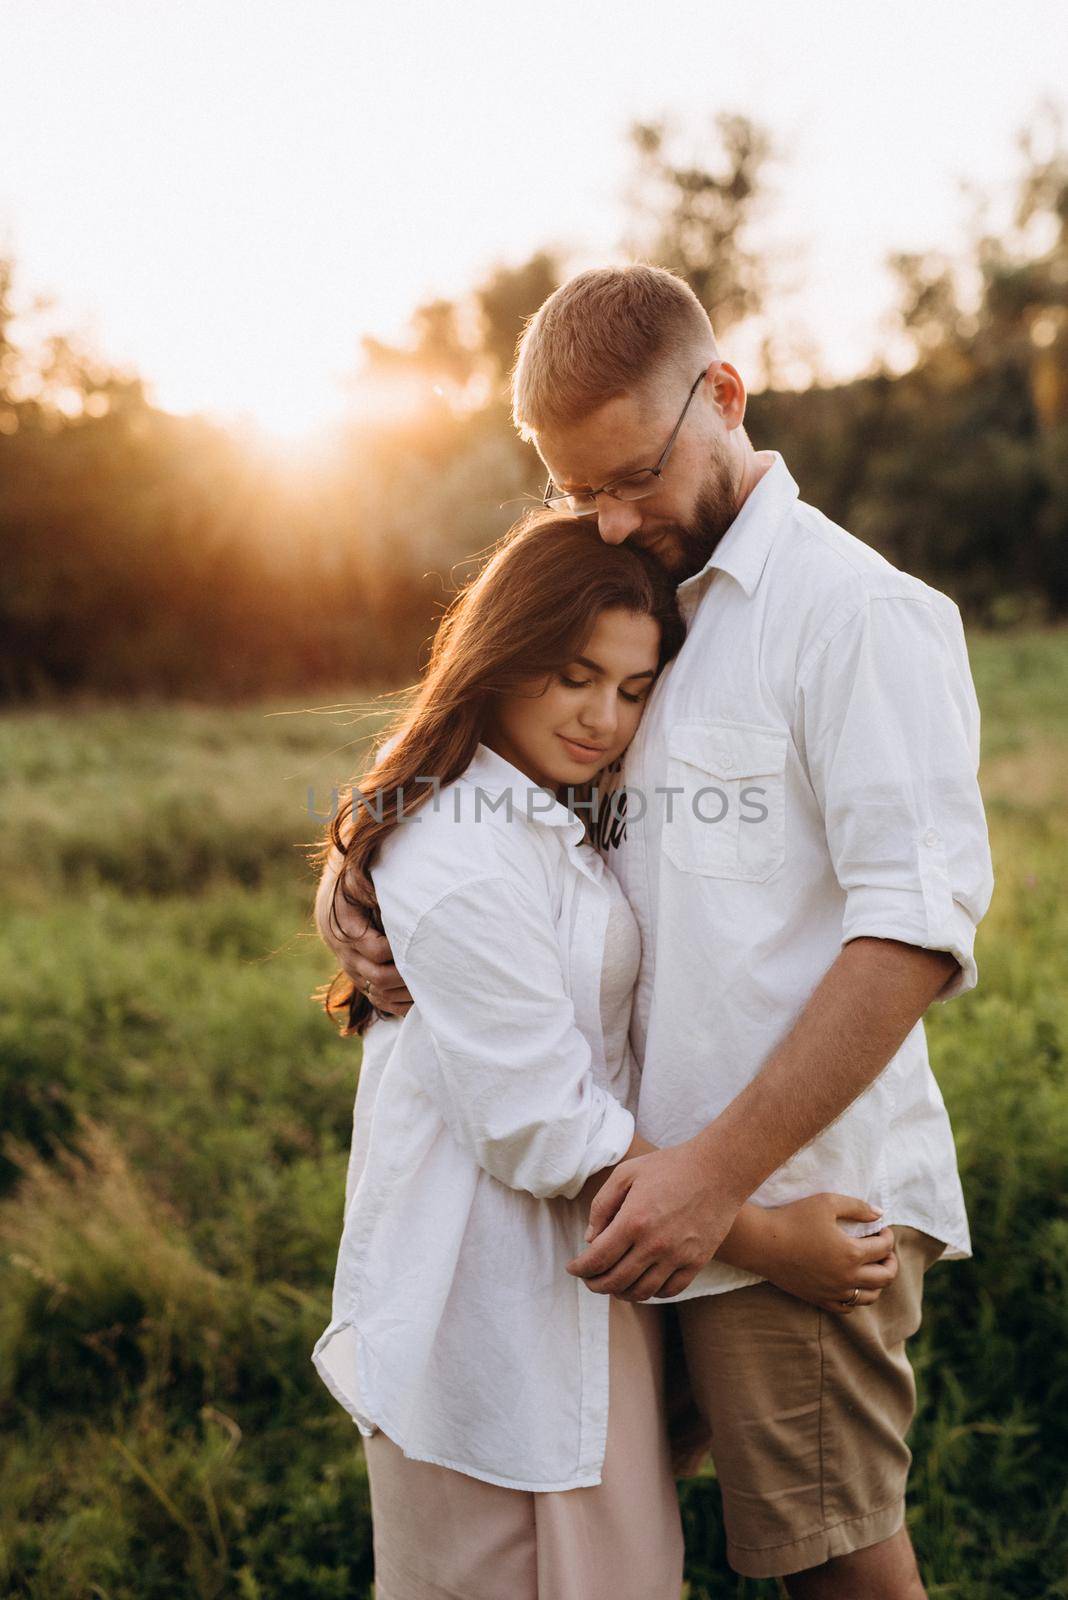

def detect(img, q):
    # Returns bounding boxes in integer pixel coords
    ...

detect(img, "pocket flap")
[667,720,788,779]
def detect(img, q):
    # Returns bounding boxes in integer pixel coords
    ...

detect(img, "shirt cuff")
[556,1096,636,1201]
[841,883,978,1001]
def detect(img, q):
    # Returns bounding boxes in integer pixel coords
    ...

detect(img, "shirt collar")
[462,743,587,834]
[677,451,799,601]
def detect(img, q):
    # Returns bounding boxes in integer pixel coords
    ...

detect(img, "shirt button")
[718,752,735,771]
[923,829,941,848]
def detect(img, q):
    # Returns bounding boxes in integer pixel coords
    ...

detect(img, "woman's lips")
[557,734,607,762]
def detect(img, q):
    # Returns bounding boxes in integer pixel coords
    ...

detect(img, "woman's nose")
[578,688,619,737]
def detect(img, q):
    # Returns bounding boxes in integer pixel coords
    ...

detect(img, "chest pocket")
[661,720,788,882]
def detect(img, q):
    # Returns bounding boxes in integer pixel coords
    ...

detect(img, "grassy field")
[1,635,1066,1599]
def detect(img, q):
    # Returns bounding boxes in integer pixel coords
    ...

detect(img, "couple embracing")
[310,265,993,1599]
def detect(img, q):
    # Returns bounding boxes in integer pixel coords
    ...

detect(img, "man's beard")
[642,449,740,581]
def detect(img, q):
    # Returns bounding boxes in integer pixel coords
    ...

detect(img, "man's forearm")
[694,937,959,1204]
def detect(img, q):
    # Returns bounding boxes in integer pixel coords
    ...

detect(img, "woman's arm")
[390,872,637,1201]
[715,1193,899,1312]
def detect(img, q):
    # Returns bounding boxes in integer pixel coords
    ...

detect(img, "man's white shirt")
[595,451,994,1301]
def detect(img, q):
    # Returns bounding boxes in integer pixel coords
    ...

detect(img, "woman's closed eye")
[557,672,647,705]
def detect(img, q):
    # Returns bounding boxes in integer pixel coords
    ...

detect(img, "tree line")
[1,110,1066,701]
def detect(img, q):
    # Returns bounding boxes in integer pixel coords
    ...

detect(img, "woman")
[310,512,896,1600]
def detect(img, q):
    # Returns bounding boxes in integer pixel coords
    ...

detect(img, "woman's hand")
[717,1193,899,1314]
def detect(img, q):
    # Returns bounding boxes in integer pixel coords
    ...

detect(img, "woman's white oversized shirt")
[311,744,638,1491]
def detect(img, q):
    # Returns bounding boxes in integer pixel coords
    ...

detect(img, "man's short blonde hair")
[511,264,716,441]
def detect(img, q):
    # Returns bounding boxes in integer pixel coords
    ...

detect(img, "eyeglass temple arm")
[541,365,708,505]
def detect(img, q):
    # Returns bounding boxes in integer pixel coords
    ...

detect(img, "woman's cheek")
[544,685,575,725]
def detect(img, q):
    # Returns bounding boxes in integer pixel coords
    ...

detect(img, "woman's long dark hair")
[311,509,684,1036]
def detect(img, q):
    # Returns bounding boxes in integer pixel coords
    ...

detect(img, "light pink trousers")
[363,1294,686,1600]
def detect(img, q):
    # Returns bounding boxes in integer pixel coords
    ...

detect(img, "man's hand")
[567,1139,741,1301]
[567,939,958,1301]
[315,854,413,1018]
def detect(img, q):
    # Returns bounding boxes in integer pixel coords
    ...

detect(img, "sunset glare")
[5,0,1068,440]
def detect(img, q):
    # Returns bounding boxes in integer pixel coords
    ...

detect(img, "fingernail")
[585,1225,594,1241]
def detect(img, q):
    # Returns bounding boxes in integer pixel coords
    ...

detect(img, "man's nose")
[595,495,644,546]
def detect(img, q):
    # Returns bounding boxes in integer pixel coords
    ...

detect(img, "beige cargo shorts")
[668,1225,946,1580]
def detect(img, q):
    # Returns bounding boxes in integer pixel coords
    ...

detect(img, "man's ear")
[709,362,747,431]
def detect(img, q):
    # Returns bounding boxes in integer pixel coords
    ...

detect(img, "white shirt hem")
[312,1316,605,1492]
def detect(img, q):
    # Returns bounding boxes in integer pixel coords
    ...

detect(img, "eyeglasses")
[542,365,712,517]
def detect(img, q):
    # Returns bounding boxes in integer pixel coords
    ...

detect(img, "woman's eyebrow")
[572,655,656,680]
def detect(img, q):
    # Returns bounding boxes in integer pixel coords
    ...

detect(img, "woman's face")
[486,606,662,792]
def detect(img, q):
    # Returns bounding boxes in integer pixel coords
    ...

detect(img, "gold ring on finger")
[839,1287,861,1308]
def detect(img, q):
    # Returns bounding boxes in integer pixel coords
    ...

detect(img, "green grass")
[1,638,1066,1598]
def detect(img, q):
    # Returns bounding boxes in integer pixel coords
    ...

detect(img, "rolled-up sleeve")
[387,874,636,1199]
[799,595,994,1000]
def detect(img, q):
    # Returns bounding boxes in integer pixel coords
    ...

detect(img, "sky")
[4,0,1067,439]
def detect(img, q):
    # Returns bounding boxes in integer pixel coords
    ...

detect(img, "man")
[320,265,993,1596]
